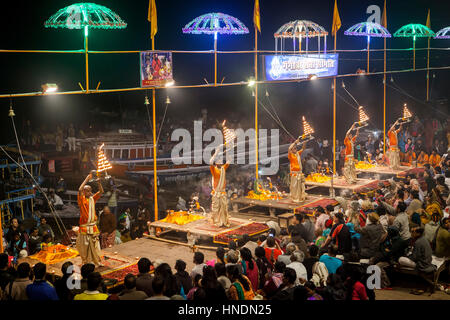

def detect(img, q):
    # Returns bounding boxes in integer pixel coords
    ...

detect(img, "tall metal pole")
[214,33,218,87]
[254,26,259,180]
[333,34,337,177]
[413,37,416,71]
[367,36,370,74]
[84,26,89,92]
[383,37,387,155]
[152,37,158,221]
[331,33,337,197]
[427,37,430,101]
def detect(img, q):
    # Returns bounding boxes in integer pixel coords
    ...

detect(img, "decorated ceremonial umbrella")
[344,22,391,73]
[182,12,249,86]
[274,20,328,54]
[393,24,435,70]
[44,3,127,92]
[434,27,450,39]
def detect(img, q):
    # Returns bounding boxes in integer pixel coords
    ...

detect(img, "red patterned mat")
[101,263,155,285]
[295,198,339,214]
[213,222,269,245]
[354,180,390,194]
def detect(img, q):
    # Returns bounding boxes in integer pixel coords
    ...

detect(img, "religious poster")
[264,54,339,81]
[140,51,173,87]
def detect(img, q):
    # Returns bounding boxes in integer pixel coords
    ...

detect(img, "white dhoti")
[388,147,400,170]
[343,157,357,184]
[210,166,230,228]
[211,192,230,227]
[76,197,102,265]
[76,232,102,266]
[290,172,306,202]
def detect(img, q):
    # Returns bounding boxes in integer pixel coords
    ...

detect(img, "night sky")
[1,0,449,144]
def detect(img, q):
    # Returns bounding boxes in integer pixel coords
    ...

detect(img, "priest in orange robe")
[343,123,359,184]
[288,138,307,202]
[429,150,441,168]
[209,145,230,228]
[76,172,104,266]
[387,120,402,170]
[417,151,429,167]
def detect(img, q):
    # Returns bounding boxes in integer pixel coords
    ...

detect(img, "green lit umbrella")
[45,3,127,91]
[394,24,435,70]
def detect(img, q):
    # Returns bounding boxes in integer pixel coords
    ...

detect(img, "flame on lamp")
[222,120,237,146]
[97,143,112,173]
[403,104,412,119]
[302,116,315,137]
[359,106,370,123]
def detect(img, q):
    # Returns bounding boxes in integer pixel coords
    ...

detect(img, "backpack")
[311,261,329,287]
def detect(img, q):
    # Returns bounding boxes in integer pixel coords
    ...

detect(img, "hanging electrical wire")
[5,101,68,238]
[257,98,296,140]
[0,146,67,238]
[388,77,448,117]
[9,98,28,173]
[156,99,170,145]
[265,90,284,129]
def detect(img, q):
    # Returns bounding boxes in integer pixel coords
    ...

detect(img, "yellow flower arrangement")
[246,190,283,201]
[160,210,204,225]
[355,161,375,170]
[305,173,331,183]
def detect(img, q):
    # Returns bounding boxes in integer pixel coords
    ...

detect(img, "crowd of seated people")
[1,165,449,300]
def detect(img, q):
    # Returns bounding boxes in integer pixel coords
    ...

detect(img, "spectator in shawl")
[255,246,272,290]
[356,212,387,259]
[99,206,117,249]
[227,264,255,300]
[321,212,352,255]
[117,274,148,300]
[239,247,259,292]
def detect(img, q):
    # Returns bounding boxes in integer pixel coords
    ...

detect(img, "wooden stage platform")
[148,216,269,245]
[356,165,417,178]
[305,177,378,193]
[231,195,329,216]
